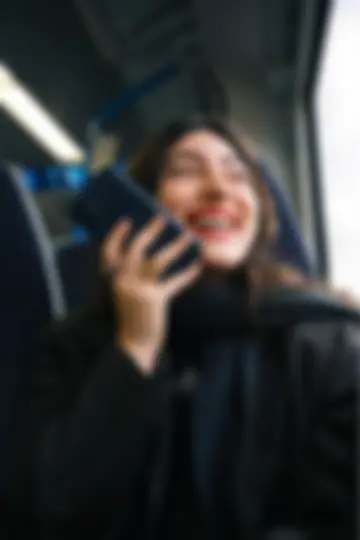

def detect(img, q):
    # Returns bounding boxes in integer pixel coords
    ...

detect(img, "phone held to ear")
[72,167,201,278]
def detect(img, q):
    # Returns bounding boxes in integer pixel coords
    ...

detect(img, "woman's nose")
[202,169,228,199]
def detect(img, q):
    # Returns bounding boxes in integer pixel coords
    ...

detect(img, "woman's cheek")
[158,184,196,218]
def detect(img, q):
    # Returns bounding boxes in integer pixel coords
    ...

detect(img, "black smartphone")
[72,166,201,278]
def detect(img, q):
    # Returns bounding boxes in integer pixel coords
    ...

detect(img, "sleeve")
[31,329,165,537]
[267,322,359,540]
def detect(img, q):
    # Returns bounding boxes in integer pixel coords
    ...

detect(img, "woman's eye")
[170,165,200,176]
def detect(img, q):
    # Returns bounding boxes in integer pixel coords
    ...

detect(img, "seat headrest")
[0,164,67,495]
[259,162,314,276]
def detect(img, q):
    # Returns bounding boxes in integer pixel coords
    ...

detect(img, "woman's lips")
[193,228,233,241]
[188,211,242,241]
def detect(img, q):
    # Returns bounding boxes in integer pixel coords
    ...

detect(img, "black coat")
[30,291,358,540]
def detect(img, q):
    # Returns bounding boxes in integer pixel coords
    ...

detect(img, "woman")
[32,117,358,540]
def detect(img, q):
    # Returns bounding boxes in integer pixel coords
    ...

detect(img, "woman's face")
[157,129,260,271]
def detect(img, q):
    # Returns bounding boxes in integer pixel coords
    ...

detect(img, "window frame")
[295,0,331,277]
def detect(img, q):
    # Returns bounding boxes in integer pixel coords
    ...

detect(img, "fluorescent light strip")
[0,63,85,164]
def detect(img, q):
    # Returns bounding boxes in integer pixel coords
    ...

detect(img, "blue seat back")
[0,164,65,498]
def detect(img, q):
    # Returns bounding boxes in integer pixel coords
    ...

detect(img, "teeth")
[196,217,230,229]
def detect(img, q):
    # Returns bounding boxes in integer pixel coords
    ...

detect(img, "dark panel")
[76,0,198,65]
[261,0,303,68]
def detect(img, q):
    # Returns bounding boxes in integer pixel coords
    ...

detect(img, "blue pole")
[93,62,180,132]
[87,61,180,169]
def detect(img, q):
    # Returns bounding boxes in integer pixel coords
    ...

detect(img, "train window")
[314,0,360,293]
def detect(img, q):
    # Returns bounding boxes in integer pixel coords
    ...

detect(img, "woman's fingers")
[165,262,202,295]
[102,216,201,295]
[101,219,131,270]
[127,217,165,268]
[151,232,193,273]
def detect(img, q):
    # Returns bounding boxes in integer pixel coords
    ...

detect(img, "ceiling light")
[0,63,85,164]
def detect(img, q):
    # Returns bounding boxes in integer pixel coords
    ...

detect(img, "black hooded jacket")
[30,288,359,540]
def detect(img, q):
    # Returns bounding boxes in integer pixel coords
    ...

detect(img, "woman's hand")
[101,217,201,374]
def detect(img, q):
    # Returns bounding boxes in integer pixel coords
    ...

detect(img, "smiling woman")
[29,115,358,540]
[156,129,260,270]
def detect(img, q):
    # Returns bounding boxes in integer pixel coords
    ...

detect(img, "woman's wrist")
[115,334,161,376]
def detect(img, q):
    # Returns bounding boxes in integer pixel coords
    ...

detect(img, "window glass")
[314,0,360,293]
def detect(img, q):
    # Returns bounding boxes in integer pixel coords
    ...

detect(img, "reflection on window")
[314,0,360,293]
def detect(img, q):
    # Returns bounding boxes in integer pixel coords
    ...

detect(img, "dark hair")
[129,115,304,296]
